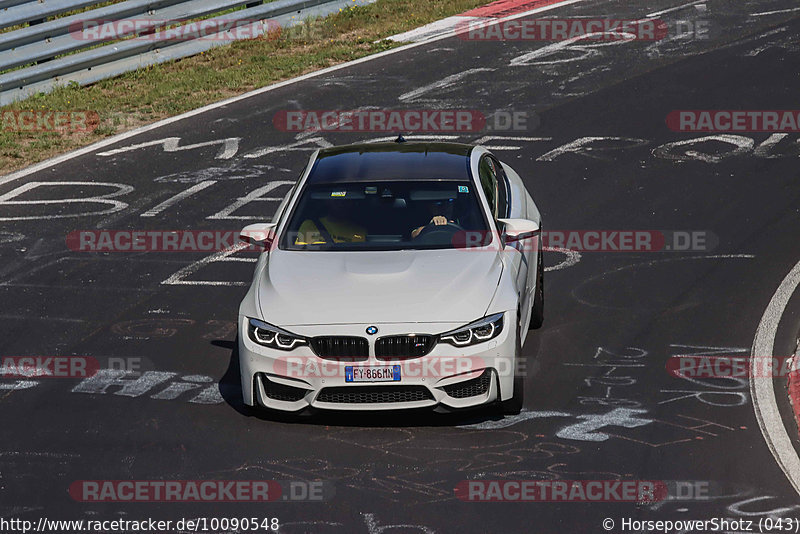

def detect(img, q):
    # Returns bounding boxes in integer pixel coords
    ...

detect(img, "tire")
[501,314,525,415]
[529,249,544,330]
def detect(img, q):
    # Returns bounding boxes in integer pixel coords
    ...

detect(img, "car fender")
[486,251,524,340]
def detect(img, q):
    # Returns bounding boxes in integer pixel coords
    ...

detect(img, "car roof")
[308,142,475,183]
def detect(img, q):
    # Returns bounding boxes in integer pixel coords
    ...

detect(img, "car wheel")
[501,313,524,415]
[529,249,544,330]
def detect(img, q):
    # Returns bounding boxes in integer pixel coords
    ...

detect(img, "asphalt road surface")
[2,0,800,532]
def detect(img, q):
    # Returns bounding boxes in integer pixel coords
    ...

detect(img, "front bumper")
[238,314,516,412]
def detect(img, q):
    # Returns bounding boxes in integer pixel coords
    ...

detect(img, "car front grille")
[375,335,436,360]
[316,385,434,404]
[310,336,369,361]
[258,375,308,402]
[442,369,492,398]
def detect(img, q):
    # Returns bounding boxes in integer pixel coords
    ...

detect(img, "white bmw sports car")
[237,140,543,415]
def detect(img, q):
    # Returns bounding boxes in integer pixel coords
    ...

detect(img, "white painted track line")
[751,259,800,496]
[751,7,800,17]
[387,15,488,43]
[647,0,706,18]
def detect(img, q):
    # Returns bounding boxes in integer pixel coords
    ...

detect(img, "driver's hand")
[411,216,450,238]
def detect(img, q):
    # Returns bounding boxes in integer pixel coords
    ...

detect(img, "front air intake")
[375,335,435,360]
[310,336,369,360]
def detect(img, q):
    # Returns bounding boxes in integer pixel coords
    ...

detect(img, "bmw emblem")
[366,326,378,335]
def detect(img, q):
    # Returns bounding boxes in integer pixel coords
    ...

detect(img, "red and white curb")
[387,0,580,42]
[461,0,568,17]
[387,15,492,43]
[788,344,800,439]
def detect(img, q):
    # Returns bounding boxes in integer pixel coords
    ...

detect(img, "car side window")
[490,157,509,219]
[478,156,498,219]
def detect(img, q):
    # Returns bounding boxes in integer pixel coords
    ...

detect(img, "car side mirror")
[240,223,277,248]
[497,218,540,244]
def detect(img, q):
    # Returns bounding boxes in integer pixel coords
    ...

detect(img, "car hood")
[257,249,503,326]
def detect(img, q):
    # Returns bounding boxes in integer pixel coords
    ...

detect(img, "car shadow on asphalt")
[215,333,541,428]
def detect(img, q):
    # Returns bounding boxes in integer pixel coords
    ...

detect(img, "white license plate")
[345,365,401,383]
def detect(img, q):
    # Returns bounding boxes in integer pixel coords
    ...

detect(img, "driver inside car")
[411,198,456,239]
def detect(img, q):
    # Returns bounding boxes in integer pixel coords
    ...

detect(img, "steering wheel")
[413,221,465,244]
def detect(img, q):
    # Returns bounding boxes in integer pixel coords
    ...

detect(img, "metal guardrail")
[0,0,38,11]
[2,0,116,30]
[0,0,362,105]
[2,0,260,71]
[0,0,196,50]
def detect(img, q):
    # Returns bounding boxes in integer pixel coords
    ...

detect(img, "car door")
[479,155,530,324]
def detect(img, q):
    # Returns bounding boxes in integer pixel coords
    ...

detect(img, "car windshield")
[280,180,491,251]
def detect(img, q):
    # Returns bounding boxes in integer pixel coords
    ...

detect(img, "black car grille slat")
[310,336,369,361]
[375,335,435,360]
[442,369,492,399]
[259,375,308,402]
[316,386,434,404]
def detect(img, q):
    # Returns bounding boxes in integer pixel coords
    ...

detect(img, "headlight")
[247,318,307,350]
[439,313,504,347]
